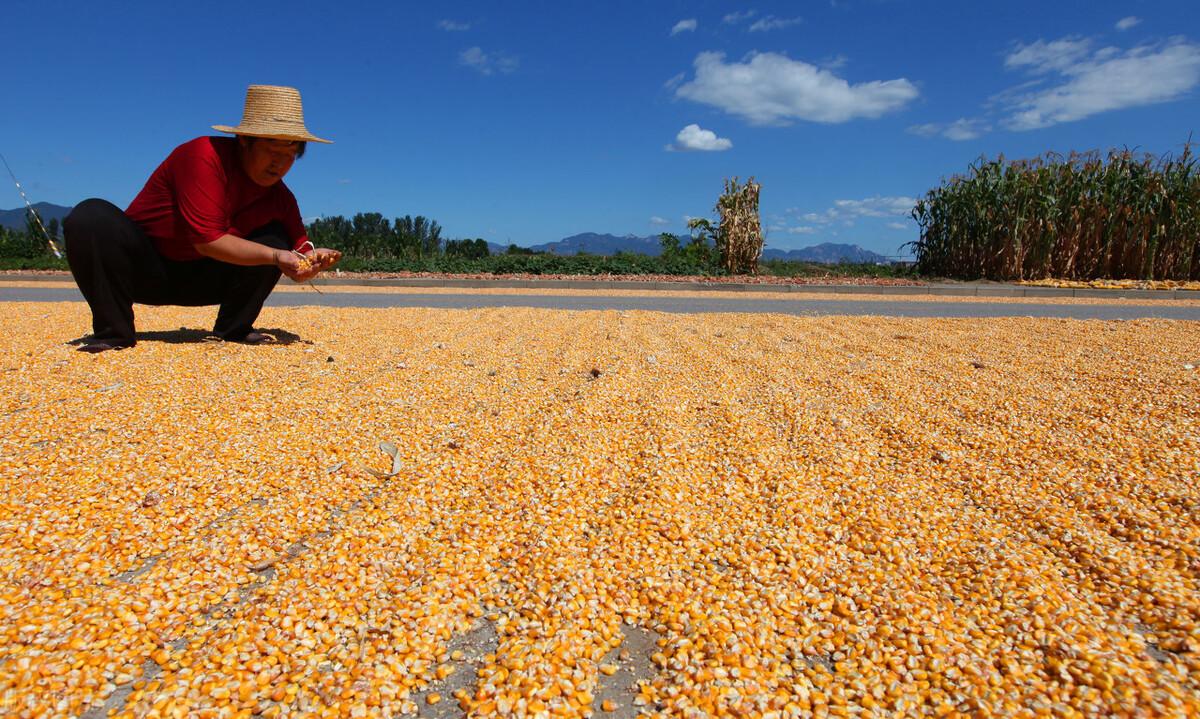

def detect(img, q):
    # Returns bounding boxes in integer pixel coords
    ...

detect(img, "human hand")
[310,248,342,271]
[274,250,320,282]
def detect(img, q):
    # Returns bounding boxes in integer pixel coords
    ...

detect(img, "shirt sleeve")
[278,185,310,252]
[169,140,231,245]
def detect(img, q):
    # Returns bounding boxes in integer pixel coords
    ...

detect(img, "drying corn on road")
[1,294,1198,718]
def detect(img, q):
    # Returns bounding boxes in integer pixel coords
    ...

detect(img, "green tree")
[351,212,390,258]
[658,232,681,257]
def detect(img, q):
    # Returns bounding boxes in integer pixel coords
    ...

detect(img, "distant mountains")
[529,232,665,256]
[2,207,892,263]
[762,242,890,264]
[0,202,71,231]
[530,232,891,264]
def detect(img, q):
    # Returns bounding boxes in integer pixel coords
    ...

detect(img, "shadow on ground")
[65,327,311,347]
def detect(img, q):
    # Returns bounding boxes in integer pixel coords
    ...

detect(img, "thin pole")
[0,152,64,259]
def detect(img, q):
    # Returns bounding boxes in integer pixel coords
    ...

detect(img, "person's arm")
[195,233,315,280]
[194,233,277,266]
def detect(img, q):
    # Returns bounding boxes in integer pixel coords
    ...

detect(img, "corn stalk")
[909,141,1200,280]
[714,177,763,275]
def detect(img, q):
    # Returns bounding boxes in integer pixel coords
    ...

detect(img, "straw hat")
[212,84,332,144]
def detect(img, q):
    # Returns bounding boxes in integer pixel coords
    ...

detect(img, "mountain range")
[530,232,890,264]
[3,205,892,263]
[0,202,72,231]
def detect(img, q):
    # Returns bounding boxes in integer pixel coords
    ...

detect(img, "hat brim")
[212,124,333,144]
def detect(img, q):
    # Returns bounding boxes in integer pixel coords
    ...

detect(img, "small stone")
[326,356,335,363]
[590,368,602,379]
[140,491,162,508]
[932,451,952,463]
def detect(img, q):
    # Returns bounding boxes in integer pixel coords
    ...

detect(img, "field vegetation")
[0,211,909,279]
[910,142,1200,281]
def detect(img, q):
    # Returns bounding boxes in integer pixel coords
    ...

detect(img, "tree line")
[0,214,61,258]
[305,213,493,259]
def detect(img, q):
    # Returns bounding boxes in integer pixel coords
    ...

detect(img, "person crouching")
[64,84,341,352]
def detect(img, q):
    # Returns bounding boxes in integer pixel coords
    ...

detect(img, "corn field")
[909,143,1200,280]
[716,177,764,275]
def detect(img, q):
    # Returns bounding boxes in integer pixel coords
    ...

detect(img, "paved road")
[3,285,1199,320]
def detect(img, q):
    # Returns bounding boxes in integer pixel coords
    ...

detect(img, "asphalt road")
[3,285,1200,320]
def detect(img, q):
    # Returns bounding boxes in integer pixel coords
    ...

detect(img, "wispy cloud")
[649,216,671,226]
[459,46,519,75]
[786,226,816,234]
[914,33,1200,135]
[1002,36,1200,129]
[1004,37,1093,74]
[1115,16,1141,32]
[671,19,697,36]
[886,221,910,230]
[666,124,733,152]
[723,10,757,24]
[675,51,918,125]
[907,117,990,141]
[792,196,916,226]
[749,16,803,32]
[438,19,470,31]
[820,54,849,71]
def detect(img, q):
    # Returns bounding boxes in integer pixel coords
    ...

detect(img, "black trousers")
[63,198,289,345]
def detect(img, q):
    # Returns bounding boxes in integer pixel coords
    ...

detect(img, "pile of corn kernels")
[0,302,1197,718]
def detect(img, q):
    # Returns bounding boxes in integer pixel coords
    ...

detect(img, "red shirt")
[126,136,309,261]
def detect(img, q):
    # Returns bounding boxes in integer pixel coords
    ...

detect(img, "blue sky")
[3,0,1198,257]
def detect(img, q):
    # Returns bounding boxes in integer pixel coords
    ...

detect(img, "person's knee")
[65,199,121,229]
[64,199,123,243]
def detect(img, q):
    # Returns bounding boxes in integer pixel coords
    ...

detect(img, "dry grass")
[1,304,1198,718]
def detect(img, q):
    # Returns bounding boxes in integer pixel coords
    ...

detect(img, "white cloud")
[942,118,988,141]
[749,16,803,32]
[438,19,470,31]
[1005,37,1093,74]
[906,123,939,137]
[1115,16,1141,32]
[799,196,917,226]
[887,221,909,230]
[675,51,919,125]
[459,46,519,75]
[650,216,671,226]
[667,124,733,151]
[786,226,816,234]
[663,72,685,90]
[906,117,990,141]
[671,19,697,36]
[723,10,757,24]
[820,54,849,71]
[1002,37,1200,129]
